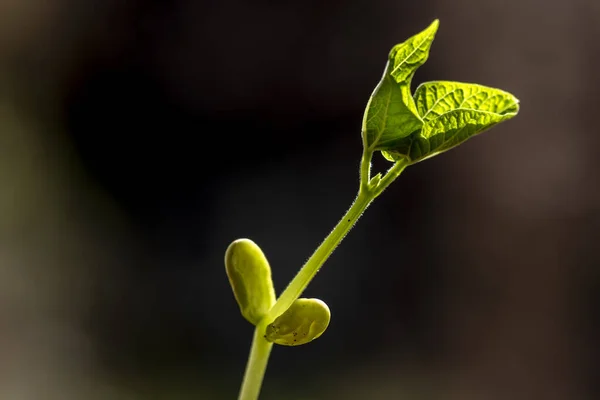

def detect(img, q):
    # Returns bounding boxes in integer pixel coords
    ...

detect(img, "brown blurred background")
[0,0,598,399]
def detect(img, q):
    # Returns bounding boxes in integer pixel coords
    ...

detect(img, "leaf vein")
[390,30,436,78]
[422,87,460,120]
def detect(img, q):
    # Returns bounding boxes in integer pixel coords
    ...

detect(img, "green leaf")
[381,82,519,163]
[361,64,423,151]
[362,20,439,152]
[389,19,439,86]
[414,81,520,121]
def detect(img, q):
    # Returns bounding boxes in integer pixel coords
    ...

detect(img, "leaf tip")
[420,19,440,39]
[502,91,521,116]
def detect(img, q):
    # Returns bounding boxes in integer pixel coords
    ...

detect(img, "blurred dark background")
[0,0,598,399]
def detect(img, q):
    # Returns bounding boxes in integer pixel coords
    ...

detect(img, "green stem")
[238,322,273,400]
[373,158,409,197]
[237,156,409,400]
[360,147,374,192]
[265,189,372,323]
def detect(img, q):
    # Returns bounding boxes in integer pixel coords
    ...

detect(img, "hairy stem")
[360,147,373,191]
[266,158,408,323]
[238,156,408,400]
[237,194,371,400]
[373,158,409,197]
[265,190,372,323]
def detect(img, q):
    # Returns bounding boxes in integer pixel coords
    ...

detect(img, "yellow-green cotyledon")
[265,298,331,346]
[225,239,276,326]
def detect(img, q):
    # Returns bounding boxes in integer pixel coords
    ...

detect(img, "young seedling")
[224,19,519,400]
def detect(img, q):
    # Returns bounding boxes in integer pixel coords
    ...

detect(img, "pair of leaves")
[362,20,519,164]
[225,239,330,346]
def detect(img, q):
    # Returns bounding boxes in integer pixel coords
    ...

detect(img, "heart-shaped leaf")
[388,19,439,85]
[361,64,423,151]
[362,20,439,152]
[414,81,519,121]
[382,81,519,163]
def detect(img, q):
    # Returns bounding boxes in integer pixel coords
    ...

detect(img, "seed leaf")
[265,298,331,346]
[225,239,276,325]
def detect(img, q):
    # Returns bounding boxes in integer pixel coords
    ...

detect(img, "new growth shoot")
[224,19,519,400]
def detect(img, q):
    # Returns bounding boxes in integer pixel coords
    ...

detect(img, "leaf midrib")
[390,29,436,78]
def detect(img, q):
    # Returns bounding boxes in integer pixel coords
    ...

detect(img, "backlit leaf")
[362,20,439,151]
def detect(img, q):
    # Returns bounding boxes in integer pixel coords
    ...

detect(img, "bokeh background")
[1,0,598,399]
